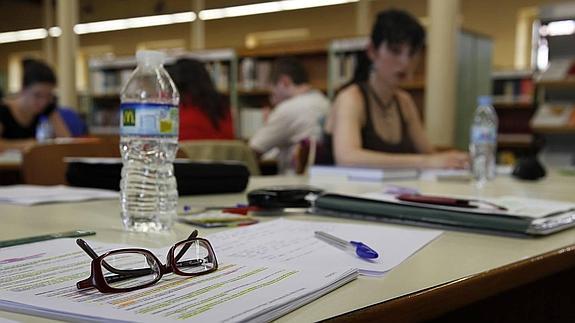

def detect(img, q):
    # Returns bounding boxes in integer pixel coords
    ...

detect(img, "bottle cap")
[136,50,165,66]
[477,95,493,106]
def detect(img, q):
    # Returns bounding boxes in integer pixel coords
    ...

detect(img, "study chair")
[21,138,121,185]
[178,140,261,176]
[293,138,317,175]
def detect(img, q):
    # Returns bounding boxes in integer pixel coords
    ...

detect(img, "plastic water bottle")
[119,50,180,232]
[35,115,54,142]
[469,95,498,186]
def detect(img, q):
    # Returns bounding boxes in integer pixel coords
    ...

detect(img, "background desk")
[1,173,575,322]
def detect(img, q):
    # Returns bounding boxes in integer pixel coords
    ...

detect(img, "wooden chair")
[293,138,317,175]
[21,138,121,185]
[179,140,261,176]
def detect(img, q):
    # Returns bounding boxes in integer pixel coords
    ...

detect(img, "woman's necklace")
[367,83,395,116]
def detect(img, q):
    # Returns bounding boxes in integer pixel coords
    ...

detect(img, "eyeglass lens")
[101,251,161,289]
[173,240,216,274]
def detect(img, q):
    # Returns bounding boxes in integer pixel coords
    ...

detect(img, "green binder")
[313,193,575,237]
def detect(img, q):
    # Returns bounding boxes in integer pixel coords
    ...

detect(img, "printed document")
[207,219,442,276]
[0,239,356,323]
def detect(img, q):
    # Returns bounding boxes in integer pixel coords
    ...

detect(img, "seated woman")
[0,59,70,151]
[322,9,468,169]
[169,58,234,140]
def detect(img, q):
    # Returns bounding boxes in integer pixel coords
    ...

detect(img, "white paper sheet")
[207,219,442,276]
[0,239,357,323]
[0,185,117,205]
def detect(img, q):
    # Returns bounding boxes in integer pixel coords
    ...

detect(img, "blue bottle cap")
[477,95,493,106]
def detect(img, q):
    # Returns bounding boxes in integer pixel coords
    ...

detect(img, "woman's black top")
[317,82,417,165]
[0,102,56,139]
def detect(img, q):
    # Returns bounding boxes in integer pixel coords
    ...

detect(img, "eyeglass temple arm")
[76,239,148,276]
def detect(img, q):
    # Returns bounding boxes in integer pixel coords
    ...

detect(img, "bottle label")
[120,103,178,136]
[471,126,496,144]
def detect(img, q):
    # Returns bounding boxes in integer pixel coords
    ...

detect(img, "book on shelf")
[331,53,357,91]
[492,70,534,104]
[239,58,273,91]
[239,107,264,139]
[531,103,575,128]
[537,58,575,82]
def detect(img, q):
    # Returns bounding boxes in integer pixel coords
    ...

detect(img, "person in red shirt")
[169,58,234,140]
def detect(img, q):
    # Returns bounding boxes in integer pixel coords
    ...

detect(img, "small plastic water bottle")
[35,116,54,142]
[469,95,498,186]
[119,50,180,232]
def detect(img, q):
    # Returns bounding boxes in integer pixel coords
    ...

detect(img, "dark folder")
[313,193,575,237]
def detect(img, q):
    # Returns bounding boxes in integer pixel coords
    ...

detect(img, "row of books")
[531,104,575,128]
[239,58,272,91]
[330,53,358,91]
[90,61,232,96]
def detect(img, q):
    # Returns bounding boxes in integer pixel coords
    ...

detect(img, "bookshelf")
[532,59,575,135]
[87,49,238,136]
[490,69,536,155]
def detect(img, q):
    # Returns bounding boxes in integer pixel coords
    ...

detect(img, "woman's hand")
[425,151,470,169]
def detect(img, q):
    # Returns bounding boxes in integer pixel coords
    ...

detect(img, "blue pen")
[314,231,379,259]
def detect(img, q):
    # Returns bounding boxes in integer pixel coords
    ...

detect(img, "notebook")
[313,192,575,236]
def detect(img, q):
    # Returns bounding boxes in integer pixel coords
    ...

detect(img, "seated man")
[249,57,330,173]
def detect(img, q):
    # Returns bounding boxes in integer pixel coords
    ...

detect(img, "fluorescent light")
[74,12,196,35]
[199,0,358,20]
[281,0,357,11]
[0,28,47,44]
[545,20,575,36]
[49,27,62,37]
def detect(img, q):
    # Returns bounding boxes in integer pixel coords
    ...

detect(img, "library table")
[1,172,575,322]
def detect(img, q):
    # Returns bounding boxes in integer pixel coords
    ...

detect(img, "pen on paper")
[314,231,379,260]
[0,230,96,248]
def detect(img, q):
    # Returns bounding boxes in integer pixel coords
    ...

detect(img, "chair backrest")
[21,138,121,185]
[293,138,317,175]
[179,140,260,175]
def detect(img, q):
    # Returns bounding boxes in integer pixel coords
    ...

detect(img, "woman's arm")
[331,86,468,169]
[397,90,434,154]
[49,110,71,138]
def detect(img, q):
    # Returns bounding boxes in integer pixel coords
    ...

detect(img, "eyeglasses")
[75,230,218,293]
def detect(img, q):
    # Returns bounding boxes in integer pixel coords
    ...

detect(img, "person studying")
[249,56,330,173]
[321,9,468,169]
[0,59,70,152]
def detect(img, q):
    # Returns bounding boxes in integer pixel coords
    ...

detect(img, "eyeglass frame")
[75,230,218,293]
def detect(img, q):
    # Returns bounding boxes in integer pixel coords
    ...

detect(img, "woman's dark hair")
[371,9,425,55]
[349,9,425,85]
[22,58,57,89]
[169,58,228,130]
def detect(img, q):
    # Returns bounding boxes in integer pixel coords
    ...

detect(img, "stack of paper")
[0,239,357,323]
[0,185,117,205]
[309,165,419,182]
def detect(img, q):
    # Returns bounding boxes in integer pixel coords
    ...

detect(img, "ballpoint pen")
[314,231,379,259]
[0,230,96,248]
